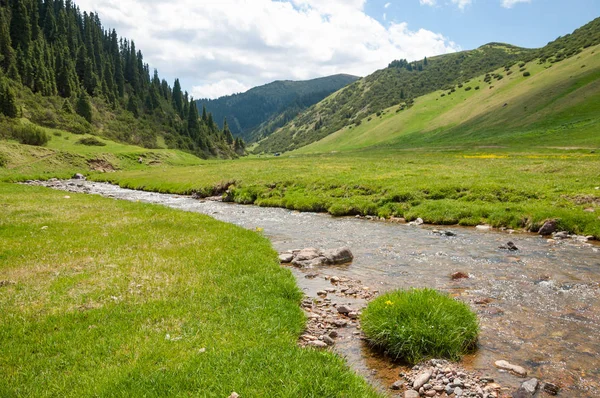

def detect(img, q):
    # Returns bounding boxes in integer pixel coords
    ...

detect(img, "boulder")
[404,390,420,398]
[278,253,294,263]
[322,247,354,264]
[294,248,321,262]
[72,173,85,180]
[538,220,557,236]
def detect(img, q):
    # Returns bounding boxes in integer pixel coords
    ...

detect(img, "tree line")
[0,0,244,156]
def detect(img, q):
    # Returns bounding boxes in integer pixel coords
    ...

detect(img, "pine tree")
[223,117,234,145]
[187,98,200,140]
[75,90,93,123]
[10,0,32,50]
[0,9,16,73]
[172,78,183,117]
[0,80,18,118]
[61,99,74,114]
[127,95,139,118]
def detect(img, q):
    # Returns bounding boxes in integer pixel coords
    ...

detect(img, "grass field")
[81,149,600,238]
[0,126,201,182]
[0,183,380,397]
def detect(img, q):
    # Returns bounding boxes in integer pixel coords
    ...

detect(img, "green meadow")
[0,183,380,397]
[81,149,599,238]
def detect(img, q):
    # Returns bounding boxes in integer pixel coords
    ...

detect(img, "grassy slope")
[0,183,380,397]
[0,125,202,181]
[298,45,600,153]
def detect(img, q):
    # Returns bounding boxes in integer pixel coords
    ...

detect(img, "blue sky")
[365,0,600,50]
[76,0,600,98]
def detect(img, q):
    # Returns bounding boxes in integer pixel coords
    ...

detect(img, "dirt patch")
[567,194,600,206]
[88,159,116,172]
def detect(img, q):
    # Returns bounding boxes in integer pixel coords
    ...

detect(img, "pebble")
[413,369,433,389]
[322,335,335,346]
[307,340,328,348]
[494,360,528,376]
[404,390,420,398]
[391,380,403,390]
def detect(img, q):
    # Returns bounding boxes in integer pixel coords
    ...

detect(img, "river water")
[36,181,600,396]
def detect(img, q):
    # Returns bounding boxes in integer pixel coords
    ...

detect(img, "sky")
[74,0,600,99]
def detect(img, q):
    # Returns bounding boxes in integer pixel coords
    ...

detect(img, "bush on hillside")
[0,152,7,167]
[12,124,50,146]
[523,71,531,77]
[465,87,472,91]
[76,136,106,146]
[361,288,479,364]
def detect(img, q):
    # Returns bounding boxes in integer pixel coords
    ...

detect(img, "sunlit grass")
[0,183,380,397]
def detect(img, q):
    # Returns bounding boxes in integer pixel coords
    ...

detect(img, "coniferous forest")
[0,0,244,157]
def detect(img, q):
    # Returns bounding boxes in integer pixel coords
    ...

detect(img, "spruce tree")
[127,95,139,118]
[75,90,93,123]
[0,80,18,118]
[223,117,233,145]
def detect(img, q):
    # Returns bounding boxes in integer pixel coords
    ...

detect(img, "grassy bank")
[0,183,380,397]
[85,149,600,238]
[0,126,202,182]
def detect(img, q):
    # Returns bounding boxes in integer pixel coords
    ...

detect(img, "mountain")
[0,0,241,159]
[197,74,359,143]
[296,43,599,153]
[255,17,600,154]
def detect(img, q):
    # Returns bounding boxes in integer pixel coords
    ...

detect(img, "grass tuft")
[361,289,479,364]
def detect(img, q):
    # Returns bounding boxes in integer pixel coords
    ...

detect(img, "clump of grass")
[12,124,50,146]
[76,136,106,146]
[361,289,479,364]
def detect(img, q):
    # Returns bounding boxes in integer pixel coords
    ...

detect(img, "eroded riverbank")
[25,179,600,397]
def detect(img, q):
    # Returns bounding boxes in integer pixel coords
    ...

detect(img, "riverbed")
[29,180,600,396]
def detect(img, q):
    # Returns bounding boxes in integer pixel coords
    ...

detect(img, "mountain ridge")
[197,74,359,143]
[254,17,600,154]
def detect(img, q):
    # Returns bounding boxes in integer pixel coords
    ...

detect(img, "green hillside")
[0,1,240,159]
[197,74,359,143]
[298,44,600,153]
[256,17,600,154]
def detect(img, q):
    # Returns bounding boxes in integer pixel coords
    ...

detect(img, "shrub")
[76,136,106,146]
[361,288,479,364]
[0,152,7,167]
[475,86,480,90]
[12,124,50,146]
[465,87,472,91]
[523,71,531,77]
[441,93,446,97]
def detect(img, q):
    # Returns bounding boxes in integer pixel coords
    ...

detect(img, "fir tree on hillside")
[0,0,240,158]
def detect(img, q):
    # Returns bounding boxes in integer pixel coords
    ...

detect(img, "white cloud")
[452,0,473,10]
[419,0,436,6]
[191,79,250,100]
[501,0,531,8]
[384,2,391,8]
[75,0,459,99]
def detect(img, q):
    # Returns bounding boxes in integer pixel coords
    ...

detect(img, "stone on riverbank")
[494,360,527,376]
[538,220,557,236]
[282,247,354,268]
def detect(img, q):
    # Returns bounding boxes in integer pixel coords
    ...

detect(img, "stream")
[30,180,600,396]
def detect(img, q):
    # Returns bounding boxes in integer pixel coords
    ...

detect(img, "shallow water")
[40,181,600,396]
